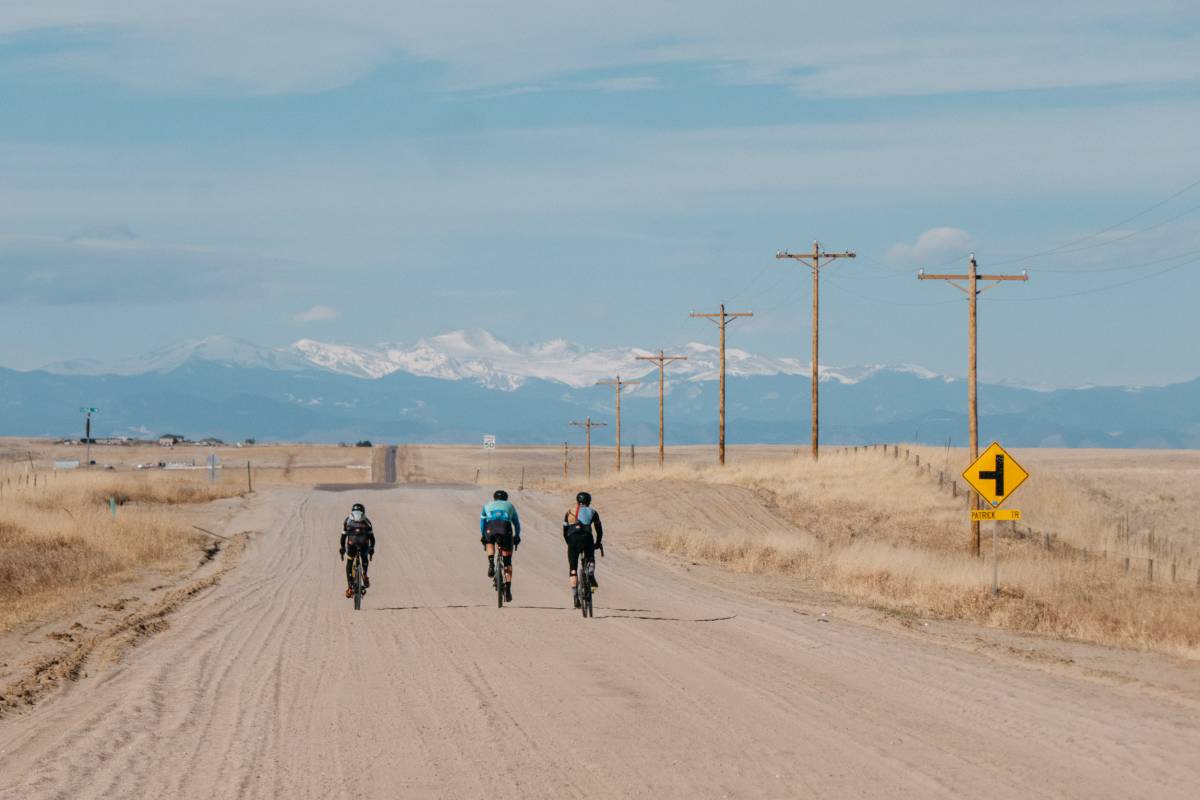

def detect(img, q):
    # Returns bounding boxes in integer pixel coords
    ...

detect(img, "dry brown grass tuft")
[0,469,246,632]
[617,448,1200,657]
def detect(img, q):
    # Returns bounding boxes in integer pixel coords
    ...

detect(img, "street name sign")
[971,509,1021,521]
[963,442,1028,508]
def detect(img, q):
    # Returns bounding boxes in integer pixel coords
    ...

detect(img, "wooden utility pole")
[635,350,688,467]
[775,242,855,461]
[562,442,569,479]
[570,417,607,480]
[919,253,1028,557]
[596,376,640,471]
[690,304,753,465]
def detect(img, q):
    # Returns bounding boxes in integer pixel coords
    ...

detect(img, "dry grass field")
[391,442,1200,656]
[0,439,375,632]
[594,445,1200,657]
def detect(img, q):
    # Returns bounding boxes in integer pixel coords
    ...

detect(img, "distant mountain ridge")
[40,330,948,391]
[9,331,1195,448]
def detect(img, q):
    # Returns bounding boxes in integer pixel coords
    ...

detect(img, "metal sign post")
[963,442,1030,597]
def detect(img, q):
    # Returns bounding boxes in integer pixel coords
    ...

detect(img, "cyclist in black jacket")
[340,502,376,598]
[563,491,603,608]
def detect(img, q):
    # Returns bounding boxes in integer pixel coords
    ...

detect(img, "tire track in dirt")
[0,533,249,719]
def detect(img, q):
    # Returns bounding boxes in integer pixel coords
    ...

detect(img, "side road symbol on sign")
[963,442,1029,508]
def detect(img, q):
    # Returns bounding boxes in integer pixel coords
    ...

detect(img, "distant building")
[158,434,184,447]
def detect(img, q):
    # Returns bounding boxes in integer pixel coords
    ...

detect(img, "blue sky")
[1,1,1198,387]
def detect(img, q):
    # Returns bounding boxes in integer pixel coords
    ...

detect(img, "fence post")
[1043,531,1051,550]
[1171,561,1176,582]
[1124,557,1130,573]
[1148,558,1154,582]
[952,481,958,498]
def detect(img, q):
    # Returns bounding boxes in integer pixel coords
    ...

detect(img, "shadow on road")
[594,613,737,622]
[370,605,735,622]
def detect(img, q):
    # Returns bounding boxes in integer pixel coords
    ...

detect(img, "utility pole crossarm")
[919,273,1028,282]
[690,311,753,321]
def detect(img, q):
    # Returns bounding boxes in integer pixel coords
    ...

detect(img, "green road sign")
[80,407,98,413]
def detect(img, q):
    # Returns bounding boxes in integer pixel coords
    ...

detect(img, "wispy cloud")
[3,3,1196,97]
[65,223,138,242]
[886,228,975,268]
[0,235,273,305]
[293,304,338,322]
[589,75,661,92]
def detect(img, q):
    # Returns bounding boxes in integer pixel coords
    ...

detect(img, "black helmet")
[493,490,508,501]
[576,491,591,505]
[350,502,366,522]
[351,502,365,513]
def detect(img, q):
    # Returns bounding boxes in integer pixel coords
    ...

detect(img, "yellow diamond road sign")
[963,442,1029,508]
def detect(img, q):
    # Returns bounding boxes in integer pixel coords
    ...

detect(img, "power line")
[1033,246,1200,274]
[1000,199,1200,265]
[991,255,1199,302]
[823,275,963,307]
[990,175,1200,266]
[725,263,772,302]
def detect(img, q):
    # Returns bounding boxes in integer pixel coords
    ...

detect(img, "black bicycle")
[345,551,366,611]
[493,557,508,608]
[576,543,603,618]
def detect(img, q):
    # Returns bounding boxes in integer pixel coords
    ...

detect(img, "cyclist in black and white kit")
[339,502,375,598]
[563,491,603,608]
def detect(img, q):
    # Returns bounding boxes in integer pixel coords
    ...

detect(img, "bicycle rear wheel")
[353,560,364,611]
[496,572,505,608]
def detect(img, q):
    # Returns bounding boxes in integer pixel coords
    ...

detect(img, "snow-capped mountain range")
[42,330,949,390]
[8,329,1198,447]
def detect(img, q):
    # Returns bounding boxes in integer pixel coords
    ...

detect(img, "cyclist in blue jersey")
[480,489,521,602]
